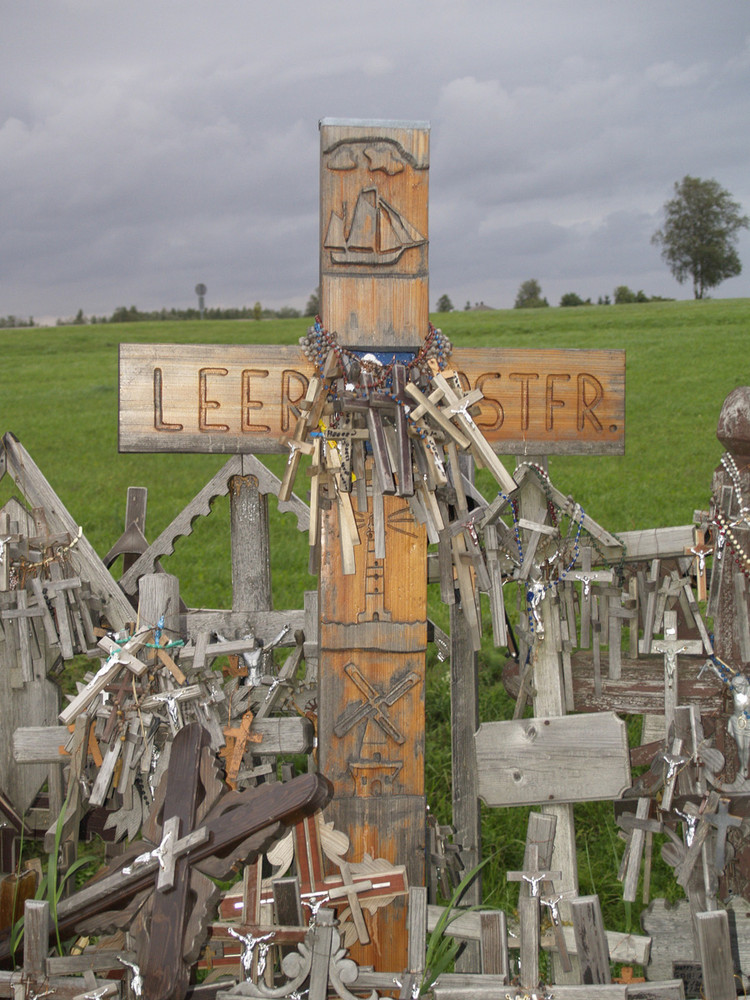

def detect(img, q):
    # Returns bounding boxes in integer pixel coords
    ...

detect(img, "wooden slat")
[428,983,684,1000]
[426,905,651,965]
[15,716,313,763]
[570,894,611,985]
[695,910,736,1000]
[479,910,509,979]
[475,712,631,807]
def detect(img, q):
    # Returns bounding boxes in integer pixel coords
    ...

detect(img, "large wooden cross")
[117,118,627,974]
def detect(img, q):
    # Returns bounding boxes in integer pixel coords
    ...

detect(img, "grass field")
[1,297,748,936]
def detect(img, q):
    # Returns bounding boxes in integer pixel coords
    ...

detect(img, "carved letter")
[281,369,309,433]
[577,373,604,432]
[474,373,504,431]
[241,369,270,433]
[198,368,229,432]
[153,368,183,432]
[509,373,539,431]
[545,374,570,431]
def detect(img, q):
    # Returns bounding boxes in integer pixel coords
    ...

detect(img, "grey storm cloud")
[2,0,750,320]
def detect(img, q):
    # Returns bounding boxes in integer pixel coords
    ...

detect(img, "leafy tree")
[652,176,750,299]
[304,287,320,316]
[613,285,637,304]
[436,294,454,313]
[514,279,549,309]
[464,300,471,311]
[253,301,262,321]
[614,286,651,304]
[560,292,584,307]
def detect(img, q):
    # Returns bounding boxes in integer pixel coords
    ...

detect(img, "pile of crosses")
[1,118,749,1000]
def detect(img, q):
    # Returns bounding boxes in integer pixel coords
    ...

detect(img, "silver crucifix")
[228,927,274,978]
[122,828,173,876]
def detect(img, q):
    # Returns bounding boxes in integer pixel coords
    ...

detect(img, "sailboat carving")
[324,186,426,266]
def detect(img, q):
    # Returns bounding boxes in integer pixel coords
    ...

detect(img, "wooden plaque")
[119,343,625,456]
[475,712,631,807]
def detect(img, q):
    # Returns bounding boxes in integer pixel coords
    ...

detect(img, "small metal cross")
[151,692,181,732]
[675,808,699,847]
[540,893,562,923]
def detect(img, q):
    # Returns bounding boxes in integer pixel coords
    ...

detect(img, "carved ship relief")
[324,186,426,266]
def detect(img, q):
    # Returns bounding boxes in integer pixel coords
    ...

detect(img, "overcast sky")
[3,0,750,322]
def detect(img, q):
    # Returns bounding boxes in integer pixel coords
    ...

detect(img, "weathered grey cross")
[705,796,742,873]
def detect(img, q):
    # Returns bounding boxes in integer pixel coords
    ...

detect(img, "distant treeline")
[0,315,36,329]
[55,301,315,326]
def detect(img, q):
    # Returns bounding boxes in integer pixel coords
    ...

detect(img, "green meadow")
[1,296,748,934]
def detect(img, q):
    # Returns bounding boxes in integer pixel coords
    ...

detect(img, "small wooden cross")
[222,709,264,788]
[686,527,713,602]
[646,611,703,732]
[617,797,662,903]
[613,965,646,985]
[706,796,742,873]
[225,810,408,949]
[508,851,562,990]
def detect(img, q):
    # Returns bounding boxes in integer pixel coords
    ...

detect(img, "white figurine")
[728,673,750,778]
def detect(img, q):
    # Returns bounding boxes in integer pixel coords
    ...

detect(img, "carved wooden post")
[138,572,180,638]
[317,118,429,972]
[230,458,272,616]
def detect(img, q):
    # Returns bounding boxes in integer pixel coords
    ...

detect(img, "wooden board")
[118,343,625,456]
[643,896,750,986]
[475,712,631,807]
[502,656,723,716]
